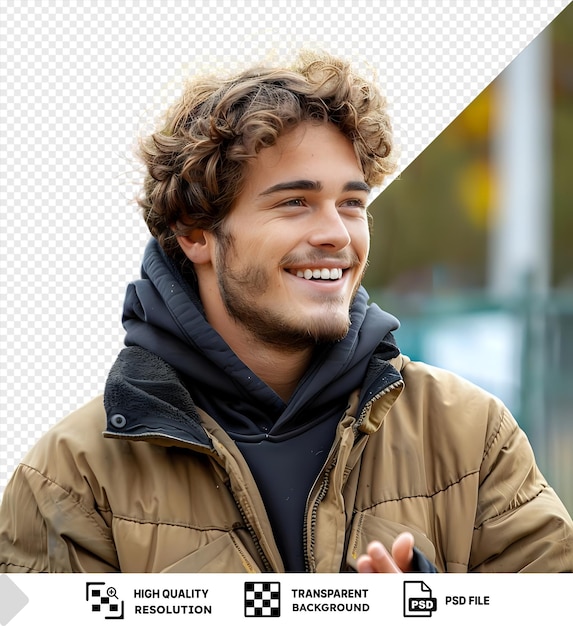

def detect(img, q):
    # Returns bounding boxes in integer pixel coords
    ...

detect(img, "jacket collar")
[103,346,212,449]
[102,344,404,445]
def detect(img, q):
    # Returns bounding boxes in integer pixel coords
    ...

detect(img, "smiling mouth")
[288,268,345,280]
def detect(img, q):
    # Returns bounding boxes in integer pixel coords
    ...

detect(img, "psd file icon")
[403,581,437,617]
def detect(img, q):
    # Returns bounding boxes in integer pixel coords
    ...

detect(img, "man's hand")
[356,532,415,573]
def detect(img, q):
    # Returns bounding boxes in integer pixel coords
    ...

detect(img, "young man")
[1,51,572,573]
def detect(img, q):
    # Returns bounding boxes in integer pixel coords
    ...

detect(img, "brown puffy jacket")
[1,354,572,572]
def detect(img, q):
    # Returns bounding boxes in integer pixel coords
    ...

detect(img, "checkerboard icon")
[244,581,281,617]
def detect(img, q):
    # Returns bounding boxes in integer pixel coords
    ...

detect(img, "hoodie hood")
[122,238,400,440]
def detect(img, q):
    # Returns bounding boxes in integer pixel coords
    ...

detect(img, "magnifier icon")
[107,587,118,599]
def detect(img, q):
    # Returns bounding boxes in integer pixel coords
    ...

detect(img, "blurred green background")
[366,5,573,513]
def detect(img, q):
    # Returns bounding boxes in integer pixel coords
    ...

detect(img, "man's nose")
[306,204,352,250]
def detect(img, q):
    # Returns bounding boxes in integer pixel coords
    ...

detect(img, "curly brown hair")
[136,50,396,264]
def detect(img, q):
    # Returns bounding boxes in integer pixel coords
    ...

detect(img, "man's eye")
[342,199,366,208]
[280,198,305,207]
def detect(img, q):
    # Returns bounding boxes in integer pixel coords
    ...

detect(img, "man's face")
[199,122,371,350]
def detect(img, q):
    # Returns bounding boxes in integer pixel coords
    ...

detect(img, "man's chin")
[240,314,351,351]
[296,313,352,345]
[223,291,352,350]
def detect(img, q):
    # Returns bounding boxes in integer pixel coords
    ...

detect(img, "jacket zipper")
[233,496,274,572]
[354,379,404,431]
[303,459,337,572]
[302,379,403,572]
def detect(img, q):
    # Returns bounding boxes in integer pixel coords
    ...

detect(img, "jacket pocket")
[346,512,437,571]
[161,531,262,573]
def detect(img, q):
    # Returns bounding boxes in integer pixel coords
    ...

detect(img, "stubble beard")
[214,233,360,351]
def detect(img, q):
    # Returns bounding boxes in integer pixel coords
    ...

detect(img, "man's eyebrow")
[259,180,322,196]
[258,179,370,196]
[343,181,371,194]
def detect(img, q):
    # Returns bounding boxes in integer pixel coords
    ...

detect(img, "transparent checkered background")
[1,0,569,496]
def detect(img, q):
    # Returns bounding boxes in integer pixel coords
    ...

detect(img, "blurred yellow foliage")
[456,88,493,140]
[456,157,497,229]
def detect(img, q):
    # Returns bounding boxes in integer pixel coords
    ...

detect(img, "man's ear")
[176,229,213,265]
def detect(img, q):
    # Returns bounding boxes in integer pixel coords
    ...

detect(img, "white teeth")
[295,268,343,280]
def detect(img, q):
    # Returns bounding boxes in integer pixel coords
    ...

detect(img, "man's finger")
[391,532,415,572]
[362,541,402,573]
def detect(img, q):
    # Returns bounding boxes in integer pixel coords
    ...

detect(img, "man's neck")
[224,331,314,402]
